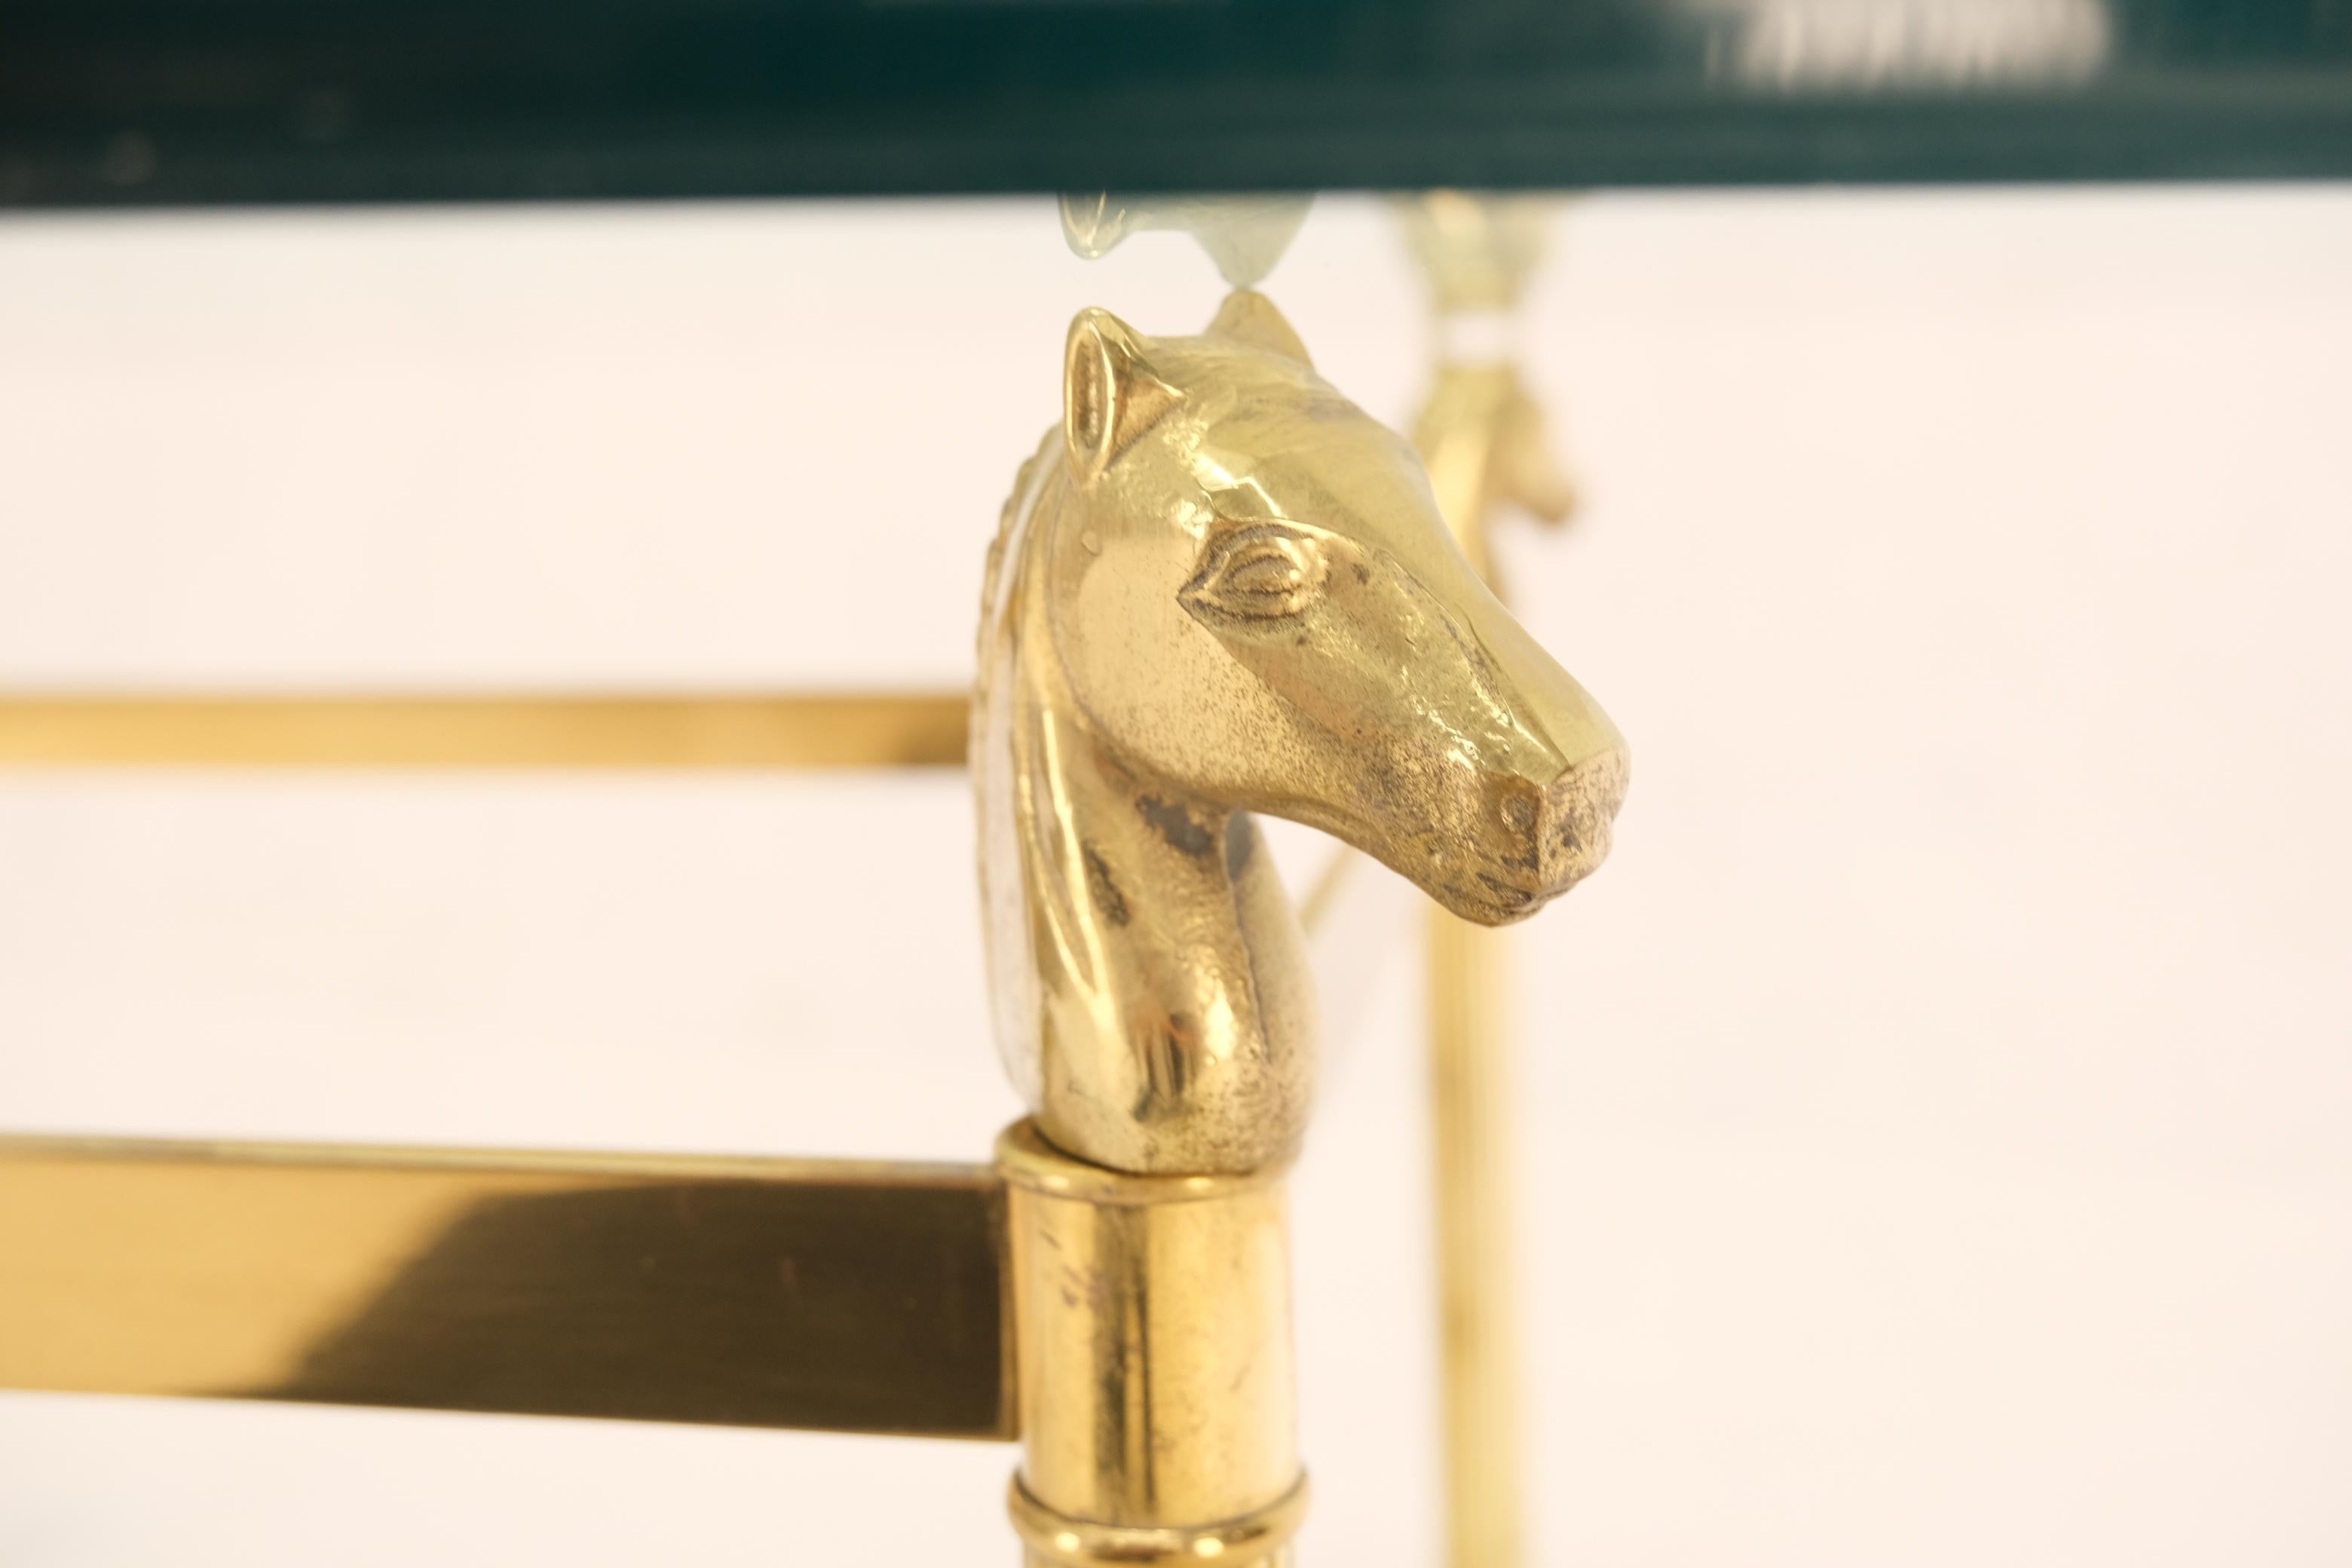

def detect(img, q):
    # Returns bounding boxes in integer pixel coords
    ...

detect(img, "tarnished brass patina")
[974,289,1626,1178]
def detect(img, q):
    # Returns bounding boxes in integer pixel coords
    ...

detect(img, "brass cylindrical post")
[997,1120,1306,1567]
[1428,908,1525,1568]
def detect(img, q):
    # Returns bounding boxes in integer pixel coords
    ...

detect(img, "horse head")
[1046,291,1625,923]
[977,290,1625,1173]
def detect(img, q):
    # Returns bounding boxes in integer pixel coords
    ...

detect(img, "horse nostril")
[1539,749,1631,887]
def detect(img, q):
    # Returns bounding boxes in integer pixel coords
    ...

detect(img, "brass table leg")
[1429,911,1524,1568]
[997,1121,1307,1566]
[1401,192,1589,1568]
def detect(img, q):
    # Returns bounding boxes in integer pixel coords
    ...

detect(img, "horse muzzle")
[1438,746,1630,925]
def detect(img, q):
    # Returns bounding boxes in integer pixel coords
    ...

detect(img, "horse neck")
[977,452,1313,1172]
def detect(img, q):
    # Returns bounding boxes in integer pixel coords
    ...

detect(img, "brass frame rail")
[0,1136,1012,1440]
[0,684,1367,1563]
[0,694,967,770]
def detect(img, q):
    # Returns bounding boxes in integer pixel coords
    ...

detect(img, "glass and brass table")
[3,5,2344,1560]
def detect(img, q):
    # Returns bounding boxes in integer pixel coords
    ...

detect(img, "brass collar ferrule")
[997,1120,1304,1566]
[1006,1474,1311,1567]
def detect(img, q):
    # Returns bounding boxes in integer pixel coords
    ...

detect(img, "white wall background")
[0,188,2346,1566]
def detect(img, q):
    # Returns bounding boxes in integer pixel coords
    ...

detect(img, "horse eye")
[1181,526,1330,621]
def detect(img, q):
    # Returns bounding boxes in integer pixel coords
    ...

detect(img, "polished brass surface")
[0,694,967,769]
[0,1135,1012,1438]
[974,289,1626,1176]
[997,1120,1302,1567]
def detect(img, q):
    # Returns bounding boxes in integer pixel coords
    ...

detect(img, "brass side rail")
[0,694,968,770]
[0,1136,1012,1440]
[0,691,1369,935]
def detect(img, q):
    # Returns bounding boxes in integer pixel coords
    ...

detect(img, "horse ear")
[1206,289,1312,368]
[1064,308,1183,483]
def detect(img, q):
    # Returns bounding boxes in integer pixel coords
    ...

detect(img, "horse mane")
[978,430,1060,666]
[972,426,1072,1109]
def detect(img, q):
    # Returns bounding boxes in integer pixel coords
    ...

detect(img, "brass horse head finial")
[975,290,1626,1174]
